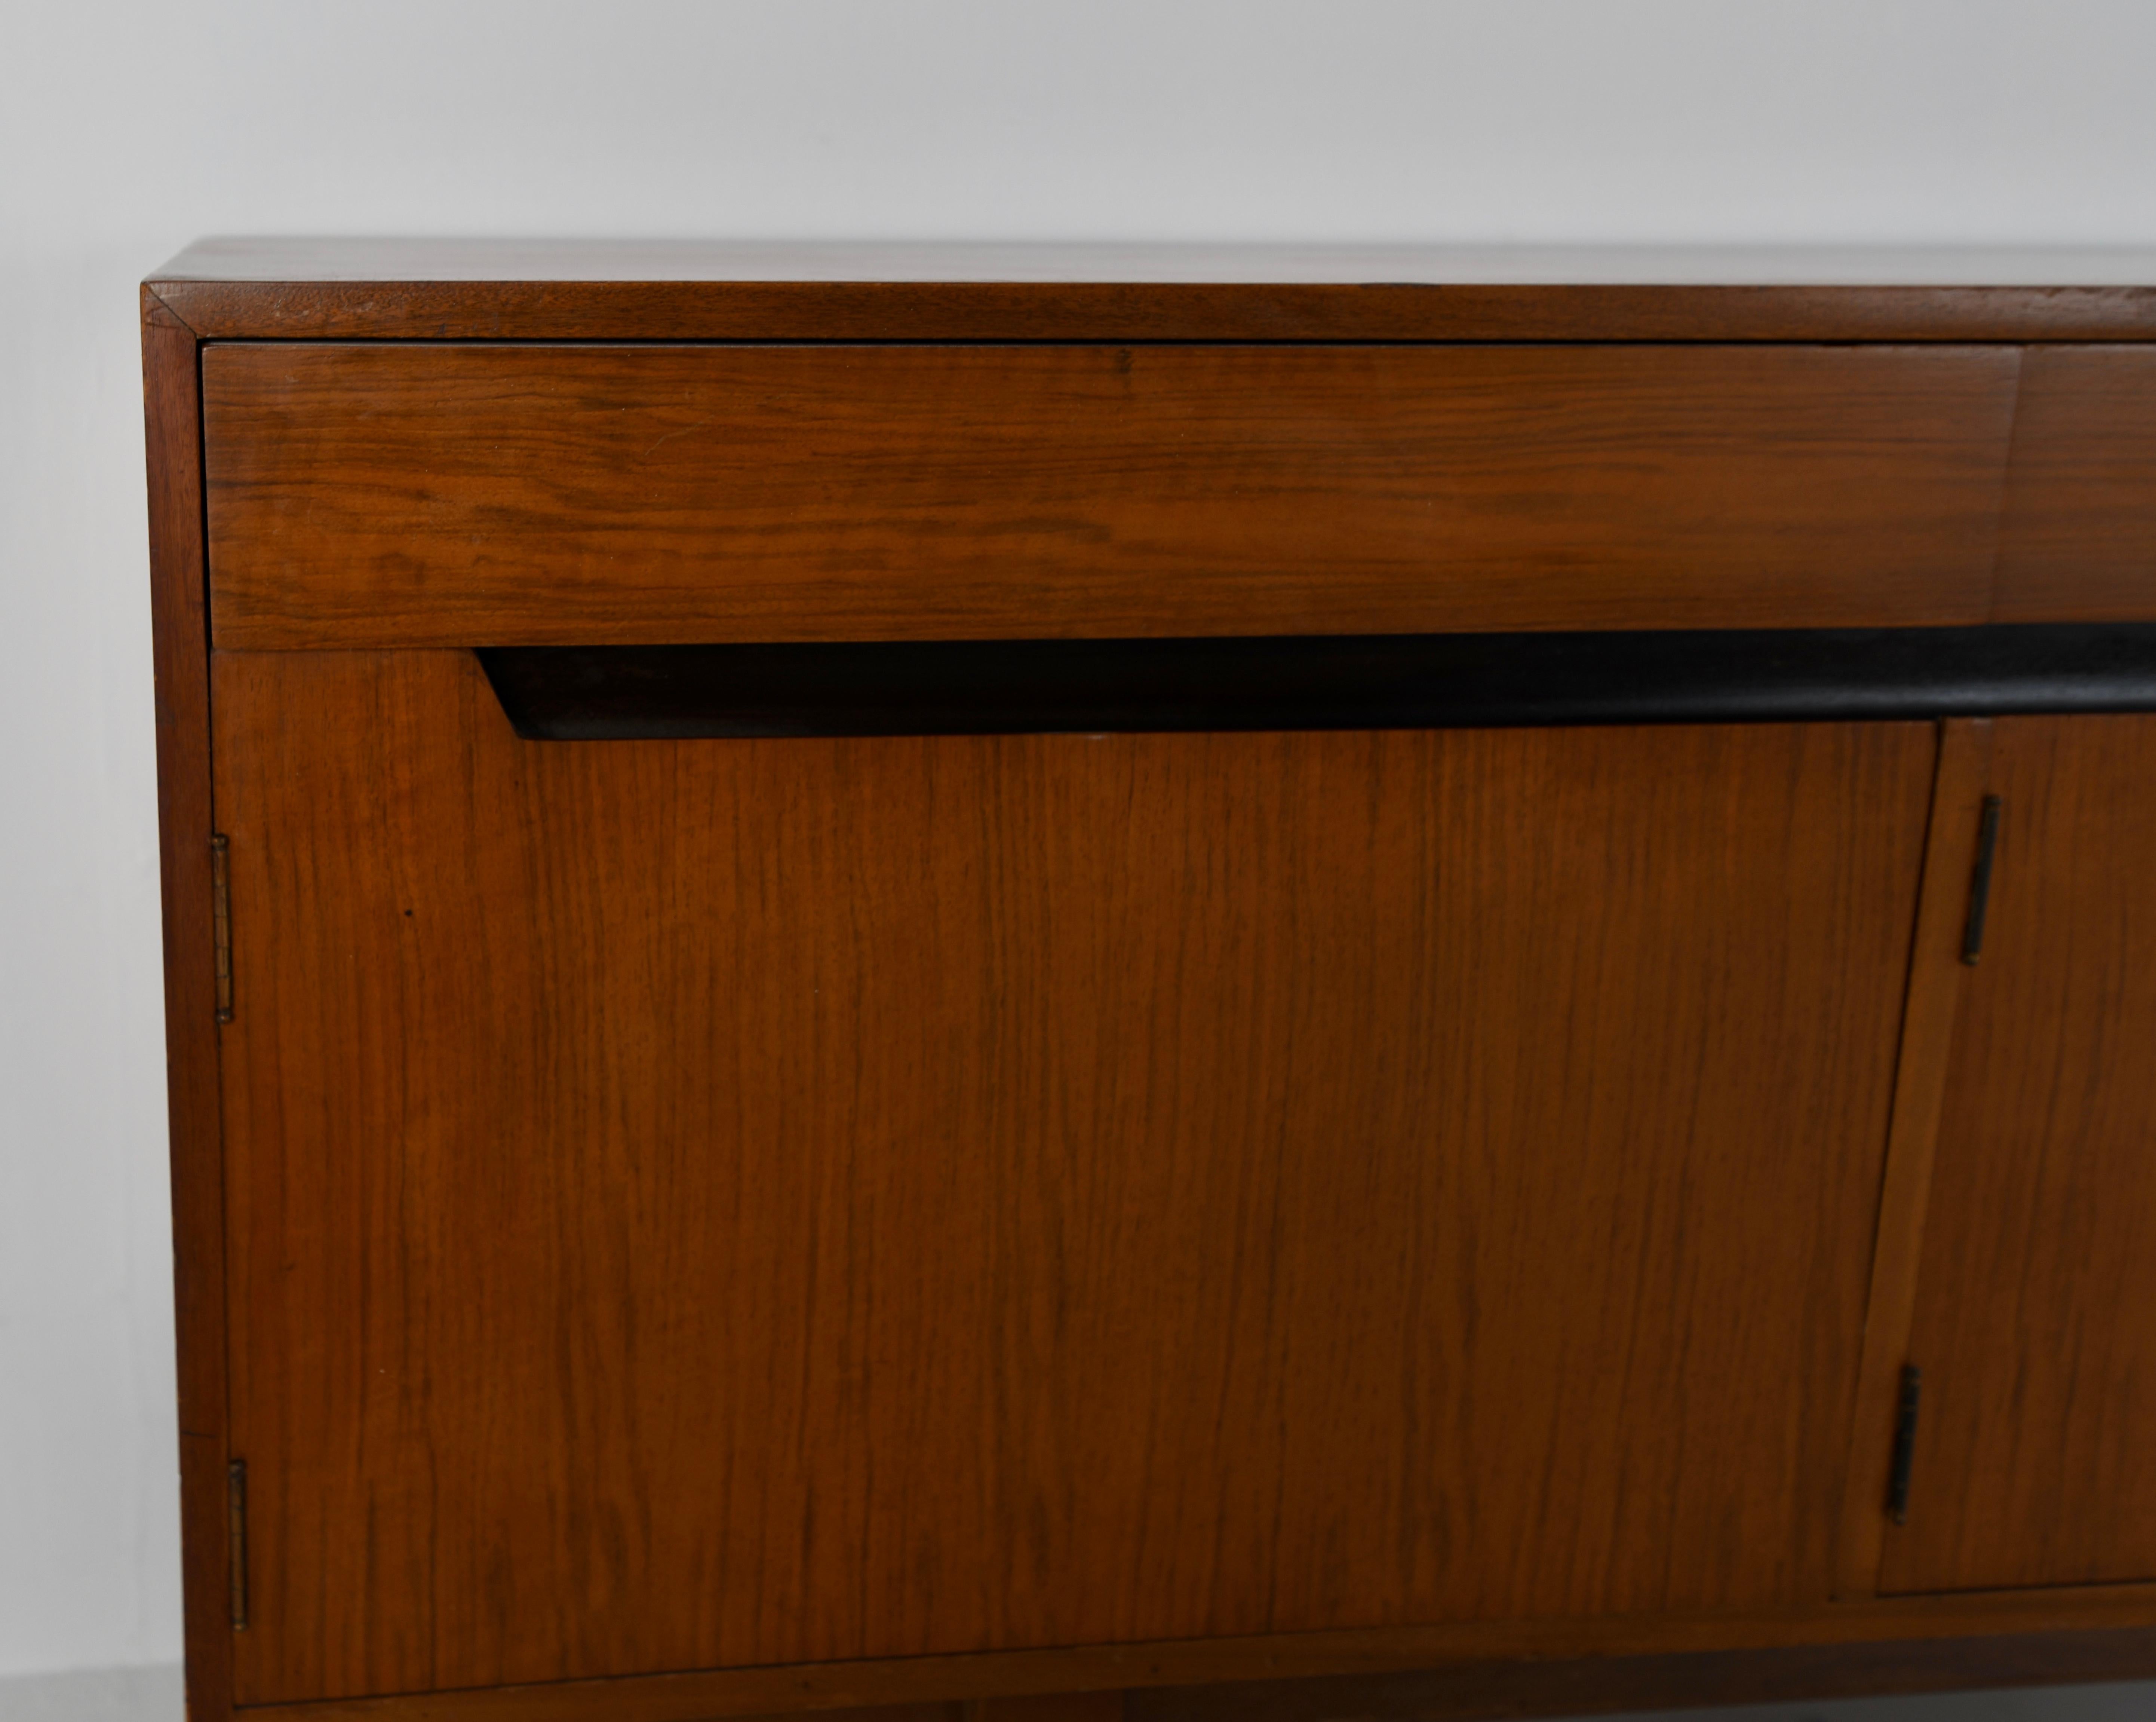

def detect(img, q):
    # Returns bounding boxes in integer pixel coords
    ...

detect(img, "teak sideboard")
[143,242,2156,1722]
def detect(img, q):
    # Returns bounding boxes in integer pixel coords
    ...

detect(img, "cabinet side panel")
[144,308,235,1719]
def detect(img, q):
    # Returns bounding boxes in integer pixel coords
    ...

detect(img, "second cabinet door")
[214,650,1935,1704]
[1885,715,2156,1593]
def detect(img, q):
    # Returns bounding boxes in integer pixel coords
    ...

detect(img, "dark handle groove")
[1961,795,2003,965]
[478,624,2156,742]
[1887,1364,1923,1526]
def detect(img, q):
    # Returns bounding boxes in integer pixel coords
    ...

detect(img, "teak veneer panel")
[1994,347,2156,623]
[1883,716,2156,1594]
[201,343,2018,647]
[213,651,1932,1703]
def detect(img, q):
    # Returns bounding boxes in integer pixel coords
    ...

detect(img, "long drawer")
[202,342,2028,647]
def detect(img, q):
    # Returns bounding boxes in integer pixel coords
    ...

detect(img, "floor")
[3,1669,2154,1722]
[0,1668,182,1721]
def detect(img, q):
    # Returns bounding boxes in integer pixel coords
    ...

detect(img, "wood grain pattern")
[1833,719,1993,1599]
[151,249,2156,1722]
[213,649,1931,1704]
[1883,716,2156,1594]
[229,1586,2156,1722]
[1994,346,2156,622]
[201,343,2018,648]
[148,238,2156,343]
[141,305,237,1722]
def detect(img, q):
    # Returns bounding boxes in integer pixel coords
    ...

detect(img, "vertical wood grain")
[213,651,1933,1703]
[1883,716,2156,1593]
[1833,720,1994,1599]
[143,301,236,1722]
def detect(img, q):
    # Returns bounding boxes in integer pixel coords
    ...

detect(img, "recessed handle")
[1961,796,2003,965]
[477,624,2156,742]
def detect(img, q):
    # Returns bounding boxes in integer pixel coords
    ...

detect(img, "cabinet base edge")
[229,1589,2156,1722]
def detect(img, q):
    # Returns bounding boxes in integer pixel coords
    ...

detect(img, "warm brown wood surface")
[141,306,237,1722]
[1883,715,2156,1593]
[228,1587,2156,1722]
[972,1697,1124,1722]
[202,343,2018,648]
[149,246,2156,1722]
[1833,719,1991,1599]
[213,650,1930,1703]
[146,239,2156,342]
[1993,346,2156,622]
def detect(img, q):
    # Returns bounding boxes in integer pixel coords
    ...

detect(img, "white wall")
[5,0,2156,1685]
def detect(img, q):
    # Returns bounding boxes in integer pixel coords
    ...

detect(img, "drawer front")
[202,343,2020,648]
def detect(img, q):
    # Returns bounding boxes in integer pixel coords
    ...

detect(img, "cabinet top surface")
[145,239,2156,343]
[152,236,2156,286]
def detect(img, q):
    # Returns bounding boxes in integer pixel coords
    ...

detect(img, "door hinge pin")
[1886,1364,1923,1525]
[227,1458,249,1631]
[1960,796,2003,965]
[210,834,233,1023]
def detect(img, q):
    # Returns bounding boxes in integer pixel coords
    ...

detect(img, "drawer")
[201,342,2020,647]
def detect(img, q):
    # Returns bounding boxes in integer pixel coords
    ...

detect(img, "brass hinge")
[227,1459,249,1631]
[1885,1364,1922,1525]
[210,834,233,1023]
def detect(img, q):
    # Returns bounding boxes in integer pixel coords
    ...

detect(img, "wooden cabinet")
[142,243,2156,1722]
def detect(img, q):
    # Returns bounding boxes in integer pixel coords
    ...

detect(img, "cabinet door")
[213,650,1934,1704]
[1883,716,2156,1593]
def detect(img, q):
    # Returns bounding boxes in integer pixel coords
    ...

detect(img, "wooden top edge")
[145,241,2156,341]
[151,238,2156,287]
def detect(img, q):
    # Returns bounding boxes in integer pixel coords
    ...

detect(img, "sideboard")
[142,241,2156,1722]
